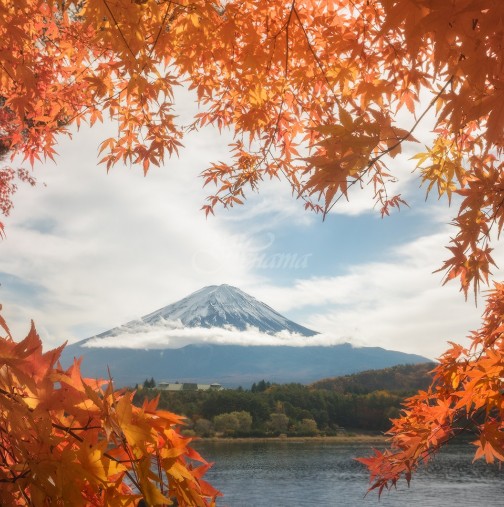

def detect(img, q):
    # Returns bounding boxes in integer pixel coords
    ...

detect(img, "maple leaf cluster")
[358,282,504,494]
[0,313,219,506]
[0,0,502,296]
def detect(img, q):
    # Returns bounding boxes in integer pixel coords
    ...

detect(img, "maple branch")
[284,1,296,78]
[373,78,453,163]
[481,190,504,243]
[0,469,29,484]
[59,48,110,95]
[101,0,137,61]
[348,0,401,61]
[0,437,18,466]
[0,386,20,401]
[52,421,142,489]
[53,421,102,432]
[0,63,15,84]
[324,76,455,217]
[292,6,334,98]
[122,437,144,492]
[148,1,174,60]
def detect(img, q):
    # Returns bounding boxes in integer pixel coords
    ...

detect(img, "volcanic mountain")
[90,284,317,341]
[61,284,431,386]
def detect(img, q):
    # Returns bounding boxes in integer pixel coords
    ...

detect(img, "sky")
[0,94,500,361]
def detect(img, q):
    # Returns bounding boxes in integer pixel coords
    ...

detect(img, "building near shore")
[156,382,223,392]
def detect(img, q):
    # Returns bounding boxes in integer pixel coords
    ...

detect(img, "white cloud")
[83,321,346,349]
[247,229,493,360]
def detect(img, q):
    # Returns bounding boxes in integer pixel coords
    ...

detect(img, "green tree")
[251,380,272,393]
[268,413,290,434]
[232,411,253,433]
[213,413,240,435]
[194,418,214,438]
[201,391,270,423]
[142,377,156,389]
[296,419,318,436]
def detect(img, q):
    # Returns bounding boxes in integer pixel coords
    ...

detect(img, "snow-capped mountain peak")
[139,284,317,336]
[85,284,318,347]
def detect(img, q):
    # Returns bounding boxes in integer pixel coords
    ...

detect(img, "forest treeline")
[133,363,436,437]
[312,362,436,394]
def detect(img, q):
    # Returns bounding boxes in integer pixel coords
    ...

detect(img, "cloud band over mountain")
[83,321,347,349]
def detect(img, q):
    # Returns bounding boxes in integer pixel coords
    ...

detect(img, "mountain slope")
[61,343,431,387]
[90,284,317,342]
[60,284,432,386]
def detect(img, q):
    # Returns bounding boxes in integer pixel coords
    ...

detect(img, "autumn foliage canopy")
[0,313,219,505]
[1,0,504,499]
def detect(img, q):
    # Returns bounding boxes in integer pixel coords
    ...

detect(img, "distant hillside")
[311,362,437,394]
[62,284,432,387]
[61,343,432,387]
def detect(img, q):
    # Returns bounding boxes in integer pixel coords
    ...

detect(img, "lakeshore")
[196,434,387,445]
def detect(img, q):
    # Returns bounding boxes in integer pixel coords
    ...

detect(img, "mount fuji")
[90,284,317,341]
[61,284,430,386]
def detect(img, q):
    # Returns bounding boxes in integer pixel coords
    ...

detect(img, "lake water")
[195,440,504,507]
